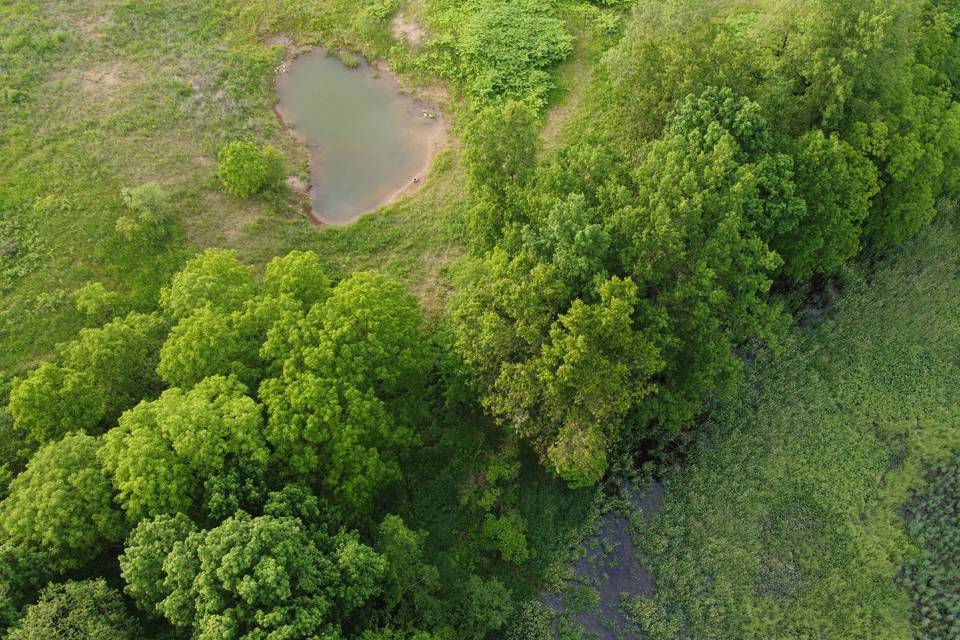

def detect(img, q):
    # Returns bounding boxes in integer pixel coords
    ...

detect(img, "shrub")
[216,141,285,199]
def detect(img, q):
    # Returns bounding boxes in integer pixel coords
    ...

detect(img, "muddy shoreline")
[269,43,449,226]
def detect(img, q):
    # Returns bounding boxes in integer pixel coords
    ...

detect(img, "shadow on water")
[543,481,665,639]
[275,50,446,225]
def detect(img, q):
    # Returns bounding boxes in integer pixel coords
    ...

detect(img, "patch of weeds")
[899,456,960,639]
[0,199,53,293]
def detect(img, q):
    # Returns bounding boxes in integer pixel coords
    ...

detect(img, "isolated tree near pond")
[216,140,284,199]
[0,433,125,572]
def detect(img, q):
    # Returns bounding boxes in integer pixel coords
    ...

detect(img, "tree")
[59,312,168,423]
[259,273,428,514]
[778,131,879,278]
[0,543,46,628]
[463,101,540,251]
[159,249,256,320]
[156,513,386,639]
[99,376,267,521]
[120,513,198,617]
[0,433,124,571]
[262,250,331,309]
[7,364,104,444]
[7,579,140,640]
[216,140,284,199]
[306,273,430,400]
[159,293,298,389]
[74,281,120,319]
[377,515,441,622]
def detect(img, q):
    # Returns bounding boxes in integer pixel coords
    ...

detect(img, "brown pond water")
[275,50,445,225]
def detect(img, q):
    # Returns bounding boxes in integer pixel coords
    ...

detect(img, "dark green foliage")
[900,457,960,639]
[462,101,540,251]
[504,601,552,640]
[216,140,285,199]
[7,579,140,640]
[120,513,198,617]
[0,544,45,629]
[629,221,960,638]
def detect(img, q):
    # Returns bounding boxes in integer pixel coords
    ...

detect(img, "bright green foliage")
[778,131,879,278]
[260,273,427,513]
[119,513,198,618]
[305,273,430,398]
[900,457,960,640]
[159,293,298,389]
[74,282,120,319]
[456,0,572,106]
[7,579,140,640]
[59,312,168,424]
[98,402,192,522]
[99,376,267,521]
[260,374,404,514]
[159,249,256,320]
[262,250,331,309]
[156,513,386,639]
[115,183,173,247]
[157,306,258,388]
[7,364,103,444]
[0,433,124,571]
[216,140,285,199]
[462,101,539,250]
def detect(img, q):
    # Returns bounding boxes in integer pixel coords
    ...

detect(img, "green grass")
[627,216,960,639]
[0,0,611,375]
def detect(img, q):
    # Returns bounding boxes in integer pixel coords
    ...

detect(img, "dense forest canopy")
[1,0,959,638]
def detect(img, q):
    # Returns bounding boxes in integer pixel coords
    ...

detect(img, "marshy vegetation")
[1,0,960,638]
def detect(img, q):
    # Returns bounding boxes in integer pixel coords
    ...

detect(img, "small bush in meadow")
[216,141,285,199]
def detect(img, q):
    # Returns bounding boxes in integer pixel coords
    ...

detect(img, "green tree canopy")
[155,513,386,639]
[159,249,256,320]
[7,579,140,640]
[0,433,124,571]
[99,376,267,521]
[59,312,168,423]
[119,513,198,617]
[7,364,103,445]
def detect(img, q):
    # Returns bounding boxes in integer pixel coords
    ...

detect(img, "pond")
[275,50,445,225]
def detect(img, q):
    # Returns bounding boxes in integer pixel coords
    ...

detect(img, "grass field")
[627,214,960,639]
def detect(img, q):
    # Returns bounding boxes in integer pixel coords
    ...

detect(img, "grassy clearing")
[0,0,612,375]
[628,216,960,639]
